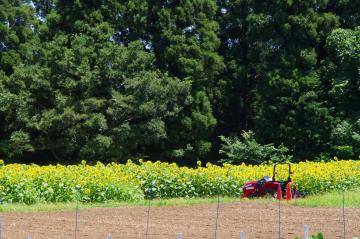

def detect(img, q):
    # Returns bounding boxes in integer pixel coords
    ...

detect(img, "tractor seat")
[262,176,272,182]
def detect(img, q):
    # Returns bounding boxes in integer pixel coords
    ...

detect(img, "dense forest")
[0,0,359,165]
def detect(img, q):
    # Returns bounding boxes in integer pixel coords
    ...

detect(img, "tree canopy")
[0,0,359,164]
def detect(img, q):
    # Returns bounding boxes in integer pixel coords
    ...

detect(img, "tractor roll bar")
[272,163,292,182]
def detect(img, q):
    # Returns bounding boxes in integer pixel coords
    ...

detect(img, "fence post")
[214,190,220,239]
[303,225,309,239]
[74,200,79,239]
[177,233,183,239]
[240,230,245,239]
[145,199,151,239]
[342,190,346,239]
[278,199,281,239]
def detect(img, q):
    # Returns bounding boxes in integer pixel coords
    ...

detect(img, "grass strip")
[1,190,359,212]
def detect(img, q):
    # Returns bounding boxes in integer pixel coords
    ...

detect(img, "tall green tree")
[32,0,148,44]
[1,0,359,164]
[217,0,339,159]
[322,27,360,157]
[0,18,190,163]
[144,0,224,163]
[323,27,360,120]
[0,0,39,75]
[31,0,224,164]
[0,0,40,160]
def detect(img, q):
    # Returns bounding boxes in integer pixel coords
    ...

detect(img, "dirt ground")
[1,201,359,239]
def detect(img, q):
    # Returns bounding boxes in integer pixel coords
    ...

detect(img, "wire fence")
[0,191,359,239]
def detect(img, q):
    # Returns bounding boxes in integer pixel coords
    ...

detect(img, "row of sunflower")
[0,159,359,204]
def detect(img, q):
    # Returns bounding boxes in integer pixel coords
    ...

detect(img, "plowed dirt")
[1,201,359,238]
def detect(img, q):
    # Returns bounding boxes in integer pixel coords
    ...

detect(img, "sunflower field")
[0,159,359,204]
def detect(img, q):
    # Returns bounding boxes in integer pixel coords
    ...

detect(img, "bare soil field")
[1,201,359,239]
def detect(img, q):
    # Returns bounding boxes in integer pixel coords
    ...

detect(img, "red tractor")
[241,163,305,200]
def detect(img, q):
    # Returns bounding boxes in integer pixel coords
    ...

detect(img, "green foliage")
[1,0,360,164]
[321,27,360,159]
[322,27,360,119]
[290,190,360,208]
[1,160,360,204]
[0,0,40,75]
[8,131,34,156]
[216,0,341,161]
[144,0,223,163]
[219,131,291,164]
[330,120,360,158]
[2,177,143,205]
[295,233,324,239]
[0,23,190,163]
[310,233,324,239]
[332,145,353,159]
